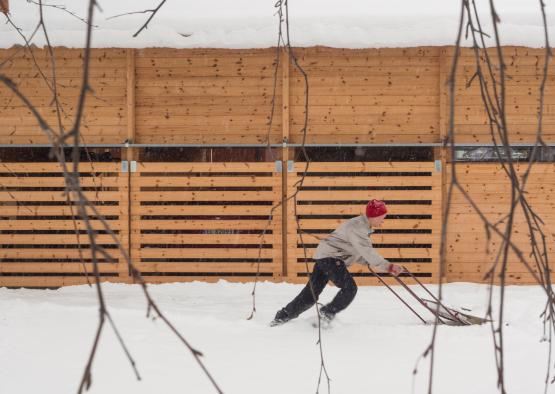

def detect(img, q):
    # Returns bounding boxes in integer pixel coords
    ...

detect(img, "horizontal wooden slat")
[294,162,435,172]
[0,191,121,201]
[0,163,120,172]
[0,206,126,216]
[138,105,277,117]
[135,162,274,172]
[298,176,436,187]
[136,220,272,230]
[0,220,122,230]
[295,204,439,216]
[135,134,282,144]
[133,191,275,202]
[133,205,274,216]
[0,234,121,244]
[445,262,543,274]
[298,233,433,244]
[0,276,124,287]
[134,262,276,273]
[0,263,119,273]
[135,233,273,244]
[0,176,120,187]
[135,176,274,187]
[293,95,438,106]
[296,190,439,201]
[294,247,436,258]
[290,261,437,273]
[138,248,273,259]
[298,218,440,229]
[0,249,123,259]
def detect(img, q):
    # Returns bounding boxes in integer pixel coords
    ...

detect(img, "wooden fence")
[446,163,555,284]
[2,161,555,286]
[0,161,446,287]
[129,162,282,283]
[287,162,441,284]
[1,45,554,286]
[0,162,128,287]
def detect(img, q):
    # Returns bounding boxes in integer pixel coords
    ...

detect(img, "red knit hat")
[366,199,387,218]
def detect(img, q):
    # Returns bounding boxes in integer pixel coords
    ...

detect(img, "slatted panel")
[135,48,282,145]
[445,46,555,143]
[290,47,440,144]
[445,163,555,284]
[130,162,282,282]
[1,46,554,146]
[289,162,441,284]
[0,48,128,144]
[0,162,128,287]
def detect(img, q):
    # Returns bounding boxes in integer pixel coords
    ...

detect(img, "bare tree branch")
[106,0,167,38]
[0,2,224,393]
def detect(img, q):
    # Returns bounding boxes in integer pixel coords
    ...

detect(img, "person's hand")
[388,263,404,277]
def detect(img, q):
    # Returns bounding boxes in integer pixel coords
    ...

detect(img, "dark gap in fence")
[299,186,432,191]
[141,258,273,263]
[140,244,273,249]
[140,187,273,192]
[140,272,274,277]
[140,201,273,206]
[141,229,271,234]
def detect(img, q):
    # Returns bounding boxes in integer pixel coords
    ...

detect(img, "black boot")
[270,308,291,327]
[319,307,335,325]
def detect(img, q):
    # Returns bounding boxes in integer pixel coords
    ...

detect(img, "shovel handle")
[366,265,427,325]
[401,268,468,325]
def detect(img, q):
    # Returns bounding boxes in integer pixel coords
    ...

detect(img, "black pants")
[281,258,358,320]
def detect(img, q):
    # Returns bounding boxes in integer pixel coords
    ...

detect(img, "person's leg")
[273,259,331,323]
[320,260,358,318]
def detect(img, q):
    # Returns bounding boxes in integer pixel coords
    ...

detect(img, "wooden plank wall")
[0,162,128,287]
[129,162,282,283]
[449,47,555,143]
[290,47,440,144]
[0,48,127,144]
[289,162,442,284]
[134,48,283,145]
[1,46,554,286]
[446,163,555,284]
[1,46,553,145]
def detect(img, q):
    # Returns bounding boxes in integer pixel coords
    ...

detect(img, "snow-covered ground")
[0,281,551,394]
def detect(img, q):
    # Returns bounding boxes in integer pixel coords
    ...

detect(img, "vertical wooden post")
[281,48,290,279]
[126,48,136,161]
[120,48,136,283]
[0,0,9,14]
[436,47,449,282]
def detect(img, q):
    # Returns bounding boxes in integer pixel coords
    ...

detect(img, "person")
[271,199,404,326]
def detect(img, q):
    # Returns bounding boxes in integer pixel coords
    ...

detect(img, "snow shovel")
[366,265,488,326]
[399,268,490,326]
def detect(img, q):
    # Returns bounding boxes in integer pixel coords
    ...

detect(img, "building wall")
[1,46,553,145]
[0,48,128,144]
[0,46,553,286]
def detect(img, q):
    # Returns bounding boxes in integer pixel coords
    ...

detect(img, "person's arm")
[347,228,405,276]
[347,229,390,271]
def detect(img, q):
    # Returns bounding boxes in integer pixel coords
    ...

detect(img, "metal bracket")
[287,160,294,173]
[122,161,137,172]
[434,159,442,172]
[275,160,294,173]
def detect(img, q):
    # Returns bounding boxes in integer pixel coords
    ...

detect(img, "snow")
[0,280,551,394]
[0,0,553,49]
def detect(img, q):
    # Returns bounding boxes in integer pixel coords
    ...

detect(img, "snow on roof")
[1,0,554,49]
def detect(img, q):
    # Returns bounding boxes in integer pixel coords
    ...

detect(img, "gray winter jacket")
[314,214,391,271]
